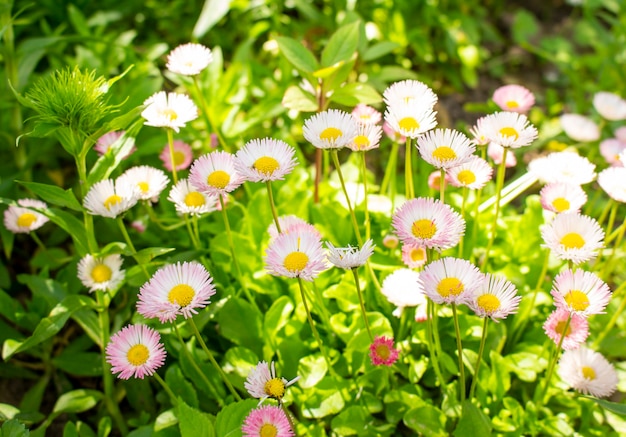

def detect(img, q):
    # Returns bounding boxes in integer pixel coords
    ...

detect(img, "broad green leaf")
[331,405,372,436]
[53,389,103,414]
[38,208,89,256]
[177,400,215,437]
[223,347,258,379]
[214,399,257,437]
[1,419,30,437]
[329,83,382,106]
[166,365,198,408]
[263,296,294,338]
[588,397,626,415]
[62,422,79,437]
[403,405,447,437]
[453,400,492,436]
[217,297,263,357]
[97,417,112,437]
[134,247,176,265]
[154,410,177,432]
[321,21,360,68]
[19,373,50,413]
[281,86,318,112]
[71,308,102,348]
[276,36,319,74]
[52,352,102,376]
[2,295,96,360]
[298,354,328,389]
[16,181,82,211]
[512,10,539,45]
[0,404,20,421]
[362,41,399,61]
[193,0,232,39]
[300,377,347,419]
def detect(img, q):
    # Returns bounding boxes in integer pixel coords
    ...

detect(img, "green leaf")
[216,298,263,357]
[52,352,102,376]
[0,404,20,421]
[166,365,198,408]
[512,10,539,45]
[193,0,232,39]
[1,419,30,437]
[453,400,492,436]
[275,36,319,74]
[403,405,447,437]
[263,296,294,338]
[20,373,50,413]
[281,86,318,112]
[134,247,176,265]
[39,208,89,256]
[298,354,328,389]
[71,308,102,348]
[362,41,399,61]
[329,83,382,106]
[177,400,215,437]
[214,399,257,437]
[16,181,82,212]
[87,131,138,186]
[154,410,177,432]
[321,21,360,68]
[330,405,372,436]
[53,389,103,414]
[2,295,96,360]
[62,422,79,437]
[587,397,626,415]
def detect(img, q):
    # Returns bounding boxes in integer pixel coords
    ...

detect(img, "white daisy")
[168,178,218,216]
[593,91,626,121]
[598,167,626,202]
[189,151,246,197]
[77,254,125,292]
[539,183,588,214]
[447,156,493,189]
[465,274,520,321]
[326,239,375,269]
[382,80,438,109]
[417,128,475,169]
[478,111,538,148]
[117,166,170,202]
[541,213,604,265]
[83,179,138,218]
[347,123,382,152]
[528,152,596,185]
[166,43,213,76]
[3,199,49,234]
[303,109,357,149]
[560,114,600,142]
[420,257,483,305]
[235,138,297,182]
[384,101,438,139]
[141,91,198,133]
[558,347,618,398]
[380,268,427,319]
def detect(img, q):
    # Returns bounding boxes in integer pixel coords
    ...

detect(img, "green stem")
[153,372,179,405]
[314,148,322,203]
[280,401,298,436]
[188,318,242,401]
[405,137,414,199]
[481,148,508,271]
[596,198,614,227]
[439,168,446,203]
[184,215,200,250]
[330,150,363,245]
[452,303,466,403]
[360,153,371,240]
[266,181,282,233]
[469,317,489,399]
[96,290,128,435]
[352,268,373,341]
[425,299,446,391]
[75,152,98,253]
[192,76,229,151]
[600,211,626,281]
[381,142,400,215]
[166,128,179,184]
[116,217,150,280]
[593,281,626,348]
[218,195,260,311]
[538,314,572,405]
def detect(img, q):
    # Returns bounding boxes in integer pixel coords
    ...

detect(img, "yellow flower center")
[207,170,230,189]
[353,135,370,149]
[161,108,178,121]
[457,170,476,185]
[264,377,286,398]
[259,424,278,437]
[138,182,150,193]
[253,156,280,175]
[582,366,596,380]
[410,247,426,262]
[173,150,186,165]
[477,294,500,313]
[359,114,371,121]
[91,264,112,283]
[499,127,519,140]
[320,127,342,141]
[411,219,437,239]
[560,232,585,249]
[432,146,457,162]
[104,195,122,210]
[436,277,464,297]
[375,344,391,360]
[398,117,420,132]
[283,252,308,272]
[184,192,205,207]
[552,197,570,213]
[17,213,37,228]
[555,320,572,337]
[127,344,149,366]
[168,284,195,307]
[564,290,590,312]
[506,100,519,108]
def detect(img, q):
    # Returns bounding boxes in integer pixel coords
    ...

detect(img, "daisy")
[593,91,626,121]
[382,233,399,249]
[599,139,626,167]
[244,361,300,403]
[469,118,490,146]
[528,152,596,185]
[417,128,475,169]
[141,91,198,133]
[166,43,213,76]
[189,151,245,197]
[447,156,493,190]
[168,179,218,216]
[235,138,297,182]
[264,229,327,281]
[401,243,427,269]
[420,257,482,305]
[95,130,136,158]
[105,324,167,380]
[117,166,170,202]
[382,120,406,143]
[558,347,618,398]
[427,171,452,191]
[543,308,589,350]
[560,114,600,142]
[598,167,626,202]
[465,274,520,321]
[136,261,216,323]
[384,101,438,139]
[380,268,427,317]
[83,179,138,218]
[487,142,517,167]
[347,123,382,152]
[242,405,294,437]
[539,183,588,214]
[326,239,375,269]
[492,84,535,113]
[267,215,322,242]
[541,213,604,265]
[77,254,125,292]
[392,197,465,251]
[160,140,193,171]
[382,80,438,109]
[3,199,49,234]
[478,111,538,148]
[351,104,382,125]
[369,336,399,366]
[550,269,611,317]
[615,126,626,142]
[303,109,357,149]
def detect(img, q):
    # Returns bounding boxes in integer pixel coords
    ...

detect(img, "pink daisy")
[382,120,406,143]
[235,138,297,182]
[264,229,327,281]
[420,257,482,305]
[105,324,166,380]
[137,261,216,323]
[558,347,618,398]
[382,233,399,249]
[487,142,517,167]
[447,155,494,190]
[351,104,382,125]
[369,336,399,366]
[492,84,535,113]
[94,131,136,158]
[267,215,322,242]
[160,140,194,171]
[401,243,427,269]
[242,405,294,437]
[3,199,49,234]
[560,114,600,142]
[465,274,520,321]
[189,151,246,197]
[543,308,589,350]
[599,138,626,167]
[550,269,611,317]
[539,183,588,214]
[427,171,452,191]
